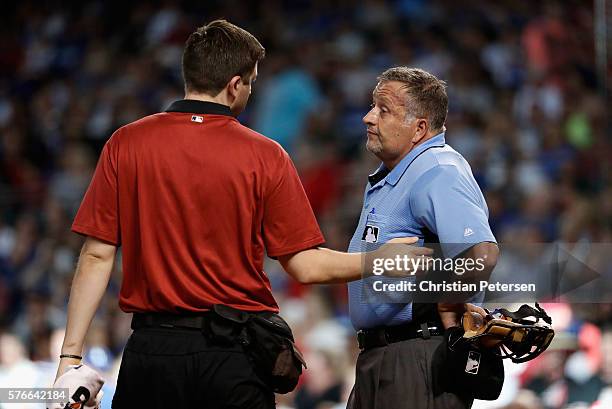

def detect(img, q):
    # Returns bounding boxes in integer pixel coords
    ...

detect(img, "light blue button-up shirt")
[347,133,496,330]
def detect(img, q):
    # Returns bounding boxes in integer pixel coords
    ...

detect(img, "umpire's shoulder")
[413,163,459,189]
[414,146,474,188]
[422,143,470,169]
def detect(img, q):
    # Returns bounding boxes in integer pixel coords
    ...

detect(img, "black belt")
[131,312,214,330]
[357,322,444,350]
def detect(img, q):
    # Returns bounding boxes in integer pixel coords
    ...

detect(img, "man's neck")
[184,91,230,107]
[382,130,442,170]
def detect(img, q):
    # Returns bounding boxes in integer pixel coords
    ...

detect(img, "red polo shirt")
[72,100,325,313]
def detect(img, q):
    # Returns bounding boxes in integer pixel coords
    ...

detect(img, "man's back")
[73,101,324,313]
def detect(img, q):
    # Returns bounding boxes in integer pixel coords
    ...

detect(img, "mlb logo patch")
[191,115,204,123]
[465,350,481,374]
[362,225,379,243]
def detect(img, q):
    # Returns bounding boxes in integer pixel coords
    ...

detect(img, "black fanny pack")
[209,304,307,394]
[432,326,504,401]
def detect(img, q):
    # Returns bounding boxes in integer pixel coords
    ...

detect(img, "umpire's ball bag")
[432,327,504,400]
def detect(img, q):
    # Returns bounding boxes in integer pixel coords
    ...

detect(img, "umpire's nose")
[363,106,378,126]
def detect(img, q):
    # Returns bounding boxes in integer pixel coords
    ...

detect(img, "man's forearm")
[61,240,116,355]
[278,237,427,284]
[280,247,363,284]
[438,242,499,327]
[458,241,499,284]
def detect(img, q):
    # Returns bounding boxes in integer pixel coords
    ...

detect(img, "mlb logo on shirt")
[362,225,379,243]
[191,115,204,123]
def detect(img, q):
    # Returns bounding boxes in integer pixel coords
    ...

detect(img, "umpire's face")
[364,81,426,169]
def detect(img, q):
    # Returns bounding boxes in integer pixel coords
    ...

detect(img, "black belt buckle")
[418,322,431,339]
[416,323,440,339]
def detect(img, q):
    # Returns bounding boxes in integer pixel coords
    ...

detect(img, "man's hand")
[367,237,433,277]
[50,364,104,409]
[438,303,487,329]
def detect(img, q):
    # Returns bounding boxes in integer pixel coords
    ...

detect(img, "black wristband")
[60,353,83,360]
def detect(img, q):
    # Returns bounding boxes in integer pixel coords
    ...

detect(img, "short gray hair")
[378,67,448,131]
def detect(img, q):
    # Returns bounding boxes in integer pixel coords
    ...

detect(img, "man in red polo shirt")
[53,20,428,409]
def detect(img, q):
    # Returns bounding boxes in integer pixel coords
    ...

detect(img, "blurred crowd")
[0,1,610,408]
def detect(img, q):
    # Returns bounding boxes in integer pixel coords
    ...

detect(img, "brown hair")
[378,67,448,132]
[182,19,265,96]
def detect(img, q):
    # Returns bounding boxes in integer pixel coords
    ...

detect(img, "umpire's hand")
[438,303,488,329]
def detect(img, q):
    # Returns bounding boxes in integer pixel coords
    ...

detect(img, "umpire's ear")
[411,117,430,144]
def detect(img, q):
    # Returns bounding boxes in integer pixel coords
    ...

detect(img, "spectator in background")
[0,333,42,409]
[295,350,344,409]
[253,51,322,152]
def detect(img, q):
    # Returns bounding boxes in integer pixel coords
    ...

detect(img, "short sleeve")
[410,165,496,258]
[263,150,325,257]
[72,138,120,245]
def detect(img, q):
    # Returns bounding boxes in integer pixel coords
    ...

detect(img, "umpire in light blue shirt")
[346,67,499,409]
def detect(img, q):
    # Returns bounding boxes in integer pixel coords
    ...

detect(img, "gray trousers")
[347,336,472,409]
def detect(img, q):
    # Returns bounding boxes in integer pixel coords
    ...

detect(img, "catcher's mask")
[454,302,555,363]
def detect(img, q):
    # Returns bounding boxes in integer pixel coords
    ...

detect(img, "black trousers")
[347,336,473,409]
[112,326,275,408]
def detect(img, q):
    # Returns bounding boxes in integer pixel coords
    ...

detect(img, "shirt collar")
[367,163,390,185]
[165,99,233,116]
[369,132,446,187]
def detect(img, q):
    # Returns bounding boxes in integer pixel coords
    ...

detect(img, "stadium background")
[0,1,610,408]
